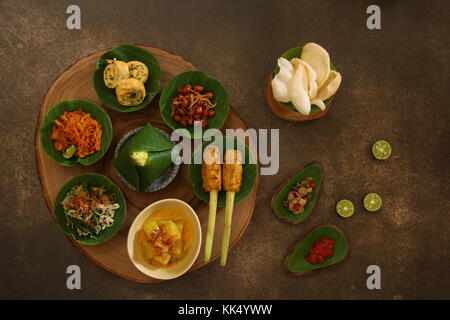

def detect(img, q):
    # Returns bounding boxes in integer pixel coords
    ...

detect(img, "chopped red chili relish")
[305,237,336,264]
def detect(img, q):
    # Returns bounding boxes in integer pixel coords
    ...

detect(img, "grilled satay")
[223,150,243,192]
[202,145,222,192]
[202,145,221,262]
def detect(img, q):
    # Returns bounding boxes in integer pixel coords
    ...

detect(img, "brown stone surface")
[0,0,449,299]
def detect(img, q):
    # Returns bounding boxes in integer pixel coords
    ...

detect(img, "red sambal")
[305,237,336,264]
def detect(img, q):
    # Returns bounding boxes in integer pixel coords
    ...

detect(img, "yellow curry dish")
[136,206,193,268]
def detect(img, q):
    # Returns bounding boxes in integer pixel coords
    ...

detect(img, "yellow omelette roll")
[128,61,149,84]
[103,59,129,89]
[115,78,146,107]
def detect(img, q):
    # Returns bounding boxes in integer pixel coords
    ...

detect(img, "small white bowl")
[127,199,202,280]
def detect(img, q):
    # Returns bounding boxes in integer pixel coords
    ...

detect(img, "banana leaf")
[40,99,113,167]
[285,225,349,275]
[159,71,230,138]
[272,162,323,224]
[113,123,174,192]
[93,45,161,112]
[188,136,257,207]
[54,173,127,245]
[272,46,337,113]
[135,149,173,191]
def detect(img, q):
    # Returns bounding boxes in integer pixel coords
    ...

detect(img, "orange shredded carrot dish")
[50,109,102,158]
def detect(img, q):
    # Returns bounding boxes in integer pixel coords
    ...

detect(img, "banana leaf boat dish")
[272,162,323,224]
[284,224,349,276]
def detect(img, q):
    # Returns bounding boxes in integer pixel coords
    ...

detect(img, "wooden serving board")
[35,46,258,283]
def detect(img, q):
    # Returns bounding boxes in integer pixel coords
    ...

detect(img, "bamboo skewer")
[221,191,235,266]
[204,190,218,261]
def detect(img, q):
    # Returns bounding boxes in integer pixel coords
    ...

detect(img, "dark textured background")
[0,0,449,299]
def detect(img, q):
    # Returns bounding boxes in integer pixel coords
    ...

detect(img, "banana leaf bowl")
[113,124,180,193]
[39,98,113,167]
[188,135,257,207]
[265,46,338,122]
[159,71,230,139]
[93,44,161,112]
[54,173,127,245]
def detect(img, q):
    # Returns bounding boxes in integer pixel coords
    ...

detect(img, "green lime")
[364,193,382,212]
[336,199,355,218]
[372,140,392,160]
[63,145,77,159]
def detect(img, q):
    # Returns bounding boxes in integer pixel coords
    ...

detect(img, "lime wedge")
[63,145,77,159]
[372,140,392,160]
[364,193,382,212]
[336,199,354,218]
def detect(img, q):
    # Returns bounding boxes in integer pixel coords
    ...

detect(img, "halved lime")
[364,193,382,212]
[63,145,77,159]
[372,140,392,160]
[336,199,354,218]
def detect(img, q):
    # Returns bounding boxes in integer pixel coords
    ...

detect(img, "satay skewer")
[202,145,222,262]
[221,149,243,267]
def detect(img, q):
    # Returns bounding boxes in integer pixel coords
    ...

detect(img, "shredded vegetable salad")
[51,109,102,158]
[61,184,120,238]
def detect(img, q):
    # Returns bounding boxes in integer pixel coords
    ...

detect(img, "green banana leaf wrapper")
[114,124,174,192]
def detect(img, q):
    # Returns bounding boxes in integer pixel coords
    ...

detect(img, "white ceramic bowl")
[127,199,202,280]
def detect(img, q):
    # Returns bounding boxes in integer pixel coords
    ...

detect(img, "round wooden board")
[265,74,333,122]
[35,46,258,283]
